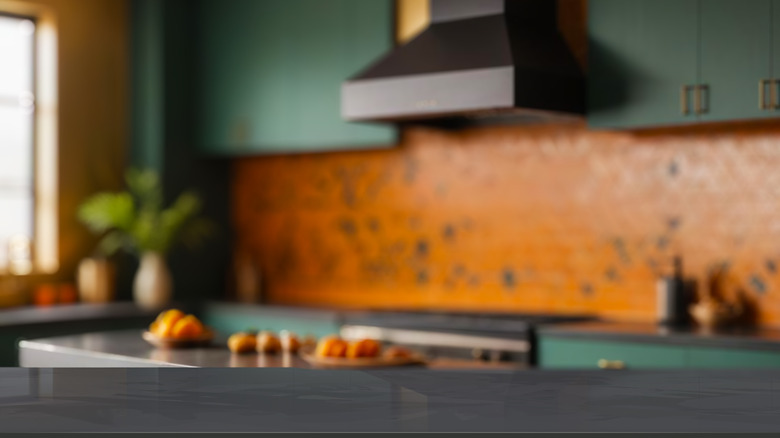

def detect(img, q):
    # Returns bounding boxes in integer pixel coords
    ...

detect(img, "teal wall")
[195,0,396,154]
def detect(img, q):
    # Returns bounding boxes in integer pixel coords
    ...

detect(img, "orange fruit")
[228,332,257,354]
[346,339,381,358]
[279,331,300,353]
[58,284,78,304]
[33,284,57,307]
[301,335,317,349]
[315,336,338,357]
[383,346,412,359]
[329,339,348,357]
[155,309,183,323]
[315,336,348,358]
[256,331,282,354]
[151,309,185,337]
[170,315,204,339]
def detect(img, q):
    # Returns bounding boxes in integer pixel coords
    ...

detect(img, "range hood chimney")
[341,0,584,123]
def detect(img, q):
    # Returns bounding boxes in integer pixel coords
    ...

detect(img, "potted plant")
[77,169,212,309]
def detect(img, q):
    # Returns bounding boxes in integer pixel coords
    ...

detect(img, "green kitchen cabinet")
[775,0,780,107]
[538,337,688,369]
[589,0,779,128]
[698,0,773,122]
[196,0,396,155]
[200,303,342,338]
[588,0,699,128]
[686,346,780,369]
[539,335,780,369]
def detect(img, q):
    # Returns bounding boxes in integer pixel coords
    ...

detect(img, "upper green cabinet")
[699,0,773,122]
[196,0,396,155]
[774,0,780,101]
[588,0,699,128]
[589,0,780,128]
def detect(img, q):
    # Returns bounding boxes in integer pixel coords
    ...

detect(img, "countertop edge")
[18,338,196,367]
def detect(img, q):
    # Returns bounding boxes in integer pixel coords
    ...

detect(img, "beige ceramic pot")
[77,257,116,303]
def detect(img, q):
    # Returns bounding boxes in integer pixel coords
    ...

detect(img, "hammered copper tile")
[233,121,780,326]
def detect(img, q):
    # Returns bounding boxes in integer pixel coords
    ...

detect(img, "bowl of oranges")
[143,309,214,348]
[300,335,424,368]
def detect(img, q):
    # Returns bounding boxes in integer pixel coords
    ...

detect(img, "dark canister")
[656,257,688,326]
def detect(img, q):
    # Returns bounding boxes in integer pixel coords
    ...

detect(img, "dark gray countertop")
[18,330,310,368]
[0,302,161,328]
[18,330,526,370]
[3,367,780,432]
[538,321,780,351]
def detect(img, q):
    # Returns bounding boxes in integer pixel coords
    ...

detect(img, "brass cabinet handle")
[760,79,771,109]
[695,84,709,115]
[774,79,780,110]
[598,359,626,370]
[680,85,694,115]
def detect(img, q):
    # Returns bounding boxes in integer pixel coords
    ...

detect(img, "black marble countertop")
[3,367,780,432]
[537,321,780,351]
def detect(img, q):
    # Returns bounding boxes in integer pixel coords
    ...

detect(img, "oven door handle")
[339,325,530,353]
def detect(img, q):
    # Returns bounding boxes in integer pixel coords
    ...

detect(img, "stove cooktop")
[340,311,595,336]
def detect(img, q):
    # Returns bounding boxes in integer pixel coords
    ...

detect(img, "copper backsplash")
[233,120,780,326]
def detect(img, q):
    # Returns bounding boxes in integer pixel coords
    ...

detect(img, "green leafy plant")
[78,169,213,257]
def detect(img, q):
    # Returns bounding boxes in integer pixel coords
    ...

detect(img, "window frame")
[0,11,37,274]
[0,2,58,275]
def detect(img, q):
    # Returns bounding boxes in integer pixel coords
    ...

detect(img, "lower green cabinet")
[539,337,780,369]
[201,304,341,338]
[539,338,688,369]
[687,347,780,369]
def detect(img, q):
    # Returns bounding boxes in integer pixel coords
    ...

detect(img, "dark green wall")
[129,0,231,302]
[130,0,164,173]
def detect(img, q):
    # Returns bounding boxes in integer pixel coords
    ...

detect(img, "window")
[0,4,57,275]
[0,14,35,273]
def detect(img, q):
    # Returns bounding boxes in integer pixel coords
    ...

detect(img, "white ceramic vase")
[133,252,172,310]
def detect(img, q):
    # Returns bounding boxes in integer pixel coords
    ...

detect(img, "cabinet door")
[687,346,780,369]
[588,0,699,128]
[197,0,396,155]
[201,305,342,338]
[774,0,780,108]
[699,0,773,122]
[538,338,688,369]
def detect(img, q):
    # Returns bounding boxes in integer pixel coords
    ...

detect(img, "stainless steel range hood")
[341,0,584,123]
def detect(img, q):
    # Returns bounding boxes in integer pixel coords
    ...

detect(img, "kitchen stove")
[340,312,593,368]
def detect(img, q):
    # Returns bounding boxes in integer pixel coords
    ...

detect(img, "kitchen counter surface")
[18,330,310,368]
[3,367,780,432]
[538,320,780,351]
[18,330,526,370]
[0,302,163,329]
